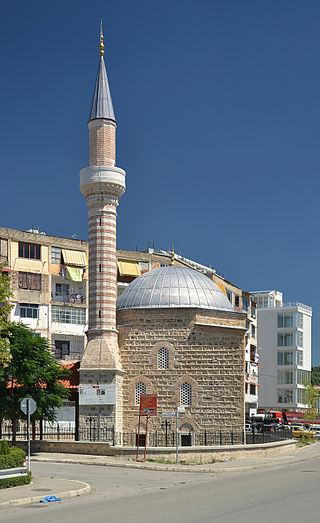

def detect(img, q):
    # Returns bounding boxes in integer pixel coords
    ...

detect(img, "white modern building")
[251,290,312,411]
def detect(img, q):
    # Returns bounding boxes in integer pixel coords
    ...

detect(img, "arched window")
[135,381,146,405]
[180,382,192,406]
[158,347,169,369]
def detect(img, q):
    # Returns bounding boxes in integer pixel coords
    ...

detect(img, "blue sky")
[1,1,320,363]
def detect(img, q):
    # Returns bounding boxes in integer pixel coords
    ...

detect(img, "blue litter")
[40,495,61,503]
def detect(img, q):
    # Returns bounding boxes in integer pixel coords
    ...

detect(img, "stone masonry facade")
[117,308,246,434]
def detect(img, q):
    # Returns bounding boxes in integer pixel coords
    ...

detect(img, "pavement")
[1,441,320,510]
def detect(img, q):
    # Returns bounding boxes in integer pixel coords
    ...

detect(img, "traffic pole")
[176,407,179,464]
[27,399,31,472]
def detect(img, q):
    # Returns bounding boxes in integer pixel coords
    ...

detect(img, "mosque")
[78,28,247,442]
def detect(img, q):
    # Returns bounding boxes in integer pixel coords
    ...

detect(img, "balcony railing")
[51,293,85,304]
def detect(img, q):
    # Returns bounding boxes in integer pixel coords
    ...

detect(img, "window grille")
[135,382,146,405]
[180,382,192,406]
[158,347,169,369]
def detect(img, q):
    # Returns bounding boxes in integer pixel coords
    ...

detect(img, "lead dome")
[116,266,234,312]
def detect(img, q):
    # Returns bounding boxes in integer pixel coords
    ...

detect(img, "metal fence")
[0,420,292,447]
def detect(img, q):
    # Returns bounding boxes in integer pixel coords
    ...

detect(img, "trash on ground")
[40,495,62,503]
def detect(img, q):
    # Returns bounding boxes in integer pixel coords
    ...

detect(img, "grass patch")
[296,435,317,447]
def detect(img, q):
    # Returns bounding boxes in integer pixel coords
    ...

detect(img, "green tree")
[0,323,69,443]
[302,380,320,422]
[311,366,320,386]
[0,265,13,367]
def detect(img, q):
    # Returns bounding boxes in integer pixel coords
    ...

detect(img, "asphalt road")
[1,458,320,523]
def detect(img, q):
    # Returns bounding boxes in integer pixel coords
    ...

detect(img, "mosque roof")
[89,56,116,122]
[116,266,234,312]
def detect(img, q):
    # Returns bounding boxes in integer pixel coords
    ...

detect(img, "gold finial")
[170,243,175,266]
[99,20,104,56]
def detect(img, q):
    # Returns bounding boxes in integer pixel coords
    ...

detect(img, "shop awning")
[117,260,141,277]
[62,249,87,267]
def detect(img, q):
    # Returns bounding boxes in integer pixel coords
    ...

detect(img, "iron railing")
[0,420,292,447]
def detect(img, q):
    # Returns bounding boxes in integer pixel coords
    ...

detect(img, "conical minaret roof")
[89,25,116,122]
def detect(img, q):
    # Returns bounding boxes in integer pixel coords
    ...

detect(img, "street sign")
[161,412,176,417]
[139,394,157,416]
[177,406,185,413]
[20,397,37,415]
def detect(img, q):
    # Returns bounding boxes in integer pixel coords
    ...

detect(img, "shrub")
[0,440,10,455]
[0,441,31,489]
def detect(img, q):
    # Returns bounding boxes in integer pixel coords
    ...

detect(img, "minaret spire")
[99,21,104,56]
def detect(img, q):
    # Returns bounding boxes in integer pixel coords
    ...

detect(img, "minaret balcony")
[80,165,126,199]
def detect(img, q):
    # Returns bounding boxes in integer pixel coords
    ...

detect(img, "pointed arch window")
[180,382,192,406]
[158,347,169,369]
[135,381,146,405]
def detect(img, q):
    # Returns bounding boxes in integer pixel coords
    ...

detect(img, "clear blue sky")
[1,1,320,363]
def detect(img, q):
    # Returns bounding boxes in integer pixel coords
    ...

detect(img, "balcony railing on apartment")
[282,302,312,313]
[51,293,85,304]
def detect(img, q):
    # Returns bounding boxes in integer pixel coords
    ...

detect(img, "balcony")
[51,293,85,305]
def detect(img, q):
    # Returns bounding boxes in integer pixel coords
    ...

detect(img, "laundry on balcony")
[66,266,83,282]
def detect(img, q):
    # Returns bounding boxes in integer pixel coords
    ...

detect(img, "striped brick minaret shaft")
[79,26,126,433]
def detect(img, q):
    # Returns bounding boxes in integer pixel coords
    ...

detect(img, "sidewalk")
[0,476,91,510]
[1,442,319,510]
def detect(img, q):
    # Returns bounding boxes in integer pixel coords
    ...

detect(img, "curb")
[30,455,295,474]
[0,480,91,510]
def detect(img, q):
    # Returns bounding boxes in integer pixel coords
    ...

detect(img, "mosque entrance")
[180,423,193,446]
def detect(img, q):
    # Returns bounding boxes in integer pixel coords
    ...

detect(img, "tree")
[311,366,320,386]
[302,380,320,422]
[0,323,69,443]
[0,265,13,367]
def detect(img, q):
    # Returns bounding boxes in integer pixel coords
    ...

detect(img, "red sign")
[139,394,157,416]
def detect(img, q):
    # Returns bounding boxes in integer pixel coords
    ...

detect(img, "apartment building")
[0,227,88,361]
[251,290,312,411]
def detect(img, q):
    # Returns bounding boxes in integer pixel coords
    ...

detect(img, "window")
[297,350,303,366]
[298,312,303,329]
[277,351,294,365]
[277,389,294,404]
[135,382,146,405]
[55,340,70,359]
[242,298,248,311]
[251,306,256,319]
[278,332,293,347]
[297,331,303,348]
[51,246,62,264]
[180,382,192,406]
[297,388,307,404]
[251,325,256,339]
[277,369,294,384]
[55,283,70,296]
[18,272,41,291]
[234,295,240,307]
[18,242,41,260]
[20,303,39,319]
[297,369,310,384]
[226,290,233,304]
[250,384,256,395]
[52,306,85,325]
[277,313,294,328]
[158,347,169,369]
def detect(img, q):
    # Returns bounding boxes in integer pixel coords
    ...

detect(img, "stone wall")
[117,308,246,434]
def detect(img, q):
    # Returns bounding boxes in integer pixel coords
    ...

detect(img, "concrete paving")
[1,441,319,510]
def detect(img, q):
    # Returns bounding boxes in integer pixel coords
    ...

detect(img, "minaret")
[79,25,126,434]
